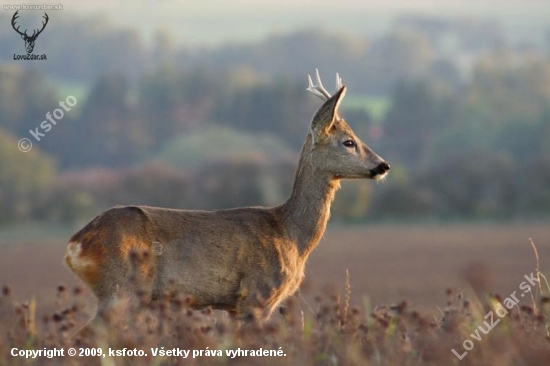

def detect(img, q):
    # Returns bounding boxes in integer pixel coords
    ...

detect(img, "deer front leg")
[234,289,265,322]
[234,279,282,323]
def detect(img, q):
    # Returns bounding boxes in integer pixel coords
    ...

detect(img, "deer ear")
[310,86,346,138]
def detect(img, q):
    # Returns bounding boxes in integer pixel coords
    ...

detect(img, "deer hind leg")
[76,281,149,338]
[65,241,116,336]
[65,241,156,336]
[74,295,113,338]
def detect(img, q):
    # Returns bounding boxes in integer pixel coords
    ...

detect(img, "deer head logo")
[11,11,49,54]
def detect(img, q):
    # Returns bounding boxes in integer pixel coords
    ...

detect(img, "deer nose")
[378,162,390,172]
[372,162,390,176]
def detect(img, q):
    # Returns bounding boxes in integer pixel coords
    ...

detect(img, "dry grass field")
[1,223,549,365]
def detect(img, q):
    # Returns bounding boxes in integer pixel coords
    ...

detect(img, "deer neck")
[281,135,340,258]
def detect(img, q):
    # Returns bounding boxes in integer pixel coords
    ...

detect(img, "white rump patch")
[65,242,94,270]
[67,241,82,257]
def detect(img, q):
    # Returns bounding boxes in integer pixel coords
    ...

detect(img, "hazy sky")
[48,0,550,45]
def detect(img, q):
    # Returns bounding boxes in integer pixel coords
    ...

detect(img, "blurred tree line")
[1,15,549,225]
[371,53,550,220]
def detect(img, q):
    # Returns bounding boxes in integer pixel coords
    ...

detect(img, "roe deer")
[64,70,389,329]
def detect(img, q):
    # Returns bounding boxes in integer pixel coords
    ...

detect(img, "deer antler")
[32,13,49,39]
[11,11,26,37]
[335,72,343,91]
[11,11,49,40]
[307,69,343,101]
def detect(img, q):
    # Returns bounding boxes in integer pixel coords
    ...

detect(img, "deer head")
[306,69,390,180]
[12,11,49,54]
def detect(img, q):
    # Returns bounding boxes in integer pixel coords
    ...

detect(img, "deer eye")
[343,140,356,148]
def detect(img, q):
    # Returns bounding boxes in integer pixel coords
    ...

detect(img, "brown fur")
[64,84,389,330]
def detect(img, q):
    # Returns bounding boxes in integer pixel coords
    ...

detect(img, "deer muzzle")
[369,161,390,179]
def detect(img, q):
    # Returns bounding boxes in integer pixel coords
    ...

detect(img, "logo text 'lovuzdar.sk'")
[11,10,49,60]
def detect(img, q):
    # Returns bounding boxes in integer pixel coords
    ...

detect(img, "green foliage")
[365,53,550,220]
[213,79,318,147]
[383,79,457,168]
[63,73,153,168]
[0,128,56,223]
[1,25,550,223]
[34,163,192,225]
[333,181,372,221]
[363,30,434,94]
[343,95,391,122]
[54,81,88,103]
[189,158,294,210]
[458,55,550,161]
[156,126,294,171]
[0,66,58,138]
